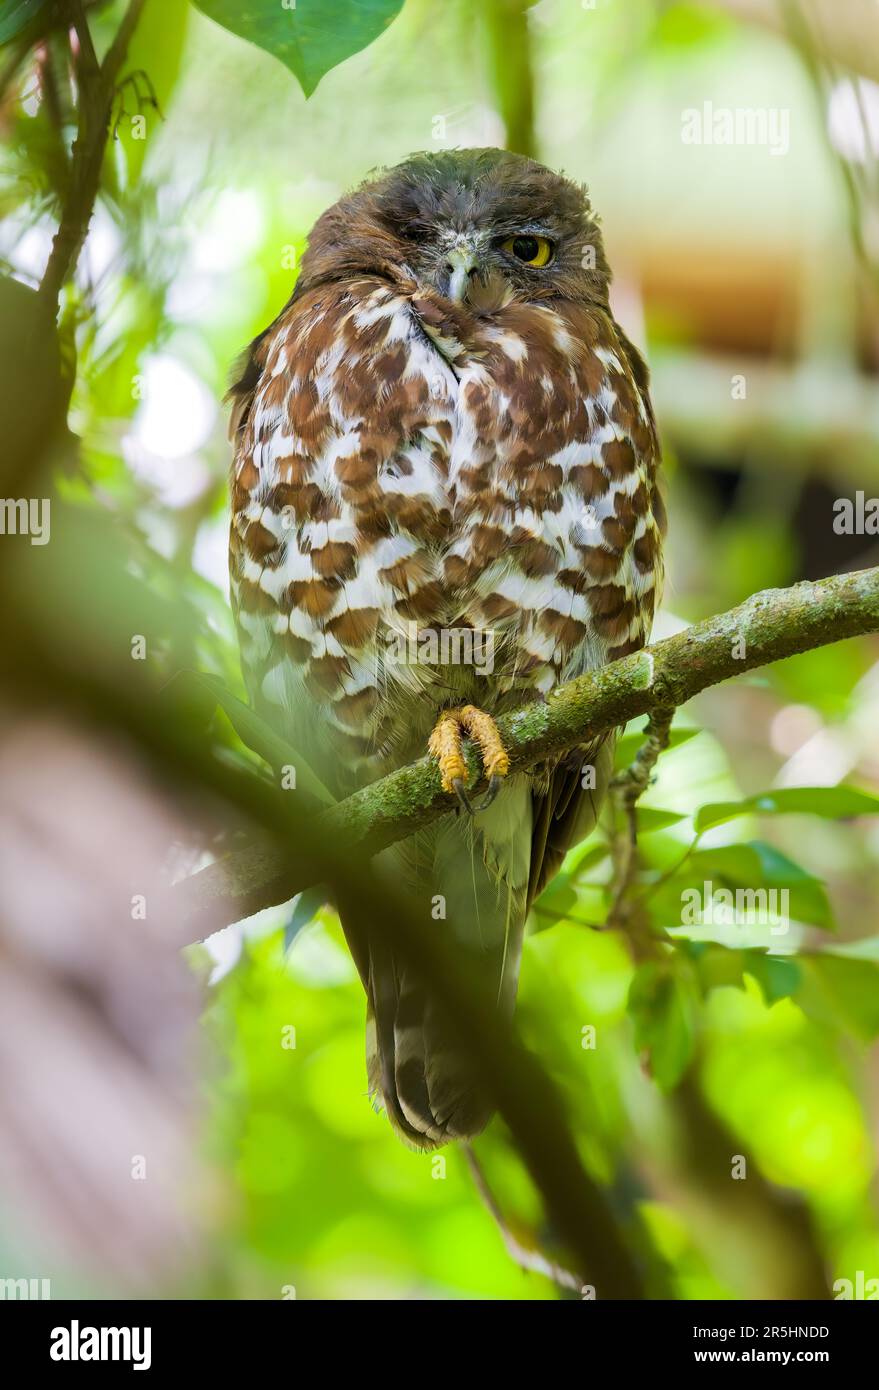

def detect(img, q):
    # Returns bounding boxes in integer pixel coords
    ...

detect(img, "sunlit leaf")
[650,0,734,49]
[528,878,578,933]
[659,840,833,935]
[688,942,801,1005]
[614,724,698,769]
[117,0,190,184]
[695,786,879,833]
[566,840,610,878]
[798,956,879,1042]
[636,807,686,833]
[284,885,327,952]
[693,841,834,931]
[184,671,336,807]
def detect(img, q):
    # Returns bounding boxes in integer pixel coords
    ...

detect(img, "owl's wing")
[526,322,665,909]
[227,276,460,801]
[527,738,613,911]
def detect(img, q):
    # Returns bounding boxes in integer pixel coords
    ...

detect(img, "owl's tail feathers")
[366,967,494,1150]
[359,780,533,1151]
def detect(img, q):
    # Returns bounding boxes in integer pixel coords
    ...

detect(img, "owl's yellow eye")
[501,235,554,267]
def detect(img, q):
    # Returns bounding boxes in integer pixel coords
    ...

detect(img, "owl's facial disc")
[297,151,611,311]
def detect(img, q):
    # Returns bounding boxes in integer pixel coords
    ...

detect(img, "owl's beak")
[443,245,480,304]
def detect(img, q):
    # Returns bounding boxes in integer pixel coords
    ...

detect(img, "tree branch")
[178,566,879,937]
[481,0,537,159]
[38,0,147,314]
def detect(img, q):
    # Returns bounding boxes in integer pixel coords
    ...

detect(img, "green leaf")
[193,0,405,97]
[636,807,686,834]
[284,885,327,952]
[566,839,610,878]
[702,841,833,931]
[614,724,698,769]
[116,0,189,184]
[695,785,879,833]
[529,880,607,933]
[743,951,802,1004]
[798,955,879,1041]
[531,840,610,931]
[745,956,801,1000]
[671,840,834,932]
[627,961,696,1090]
[183,671,336,807]
[0,0,49,45]
[686,942,802,1005]
[529,878,579,933]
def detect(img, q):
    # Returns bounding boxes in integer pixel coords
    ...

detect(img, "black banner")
[1,1298,875,1373]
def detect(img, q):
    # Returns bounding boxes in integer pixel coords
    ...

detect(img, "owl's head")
[297,149,611,310]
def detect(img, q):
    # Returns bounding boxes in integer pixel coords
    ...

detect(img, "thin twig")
[69,0,101,82]
[464,1145,584,1294]
[606,707,674,929]
[38,0,147,314]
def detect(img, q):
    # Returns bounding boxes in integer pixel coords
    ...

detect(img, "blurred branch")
[648,1073,831,1299]
[481,0,536,158]
[698,0,879,85]
[779,0,879,285]
[179,565,879,935]
[653,352,879,485]
[464,1145,583,1294]
[38,0,147,315]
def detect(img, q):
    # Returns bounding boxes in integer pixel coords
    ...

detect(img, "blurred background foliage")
[2,0,879,1300]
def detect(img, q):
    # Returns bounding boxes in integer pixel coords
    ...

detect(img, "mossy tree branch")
[179,565,879,936]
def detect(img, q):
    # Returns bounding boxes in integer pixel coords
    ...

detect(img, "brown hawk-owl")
[228,149,665,1150]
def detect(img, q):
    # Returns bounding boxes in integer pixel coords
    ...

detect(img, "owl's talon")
[428,704,510,815]
[474,774,503,812]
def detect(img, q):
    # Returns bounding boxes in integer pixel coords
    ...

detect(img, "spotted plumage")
[229,149,665,1149]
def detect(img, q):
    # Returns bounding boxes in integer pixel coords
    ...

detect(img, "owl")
[228,149,665,1150]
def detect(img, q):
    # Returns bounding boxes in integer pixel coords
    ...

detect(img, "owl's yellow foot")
[428,705,510,813]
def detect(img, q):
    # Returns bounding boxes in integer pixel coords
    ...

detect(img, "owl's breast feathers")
[229,277,665,791]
